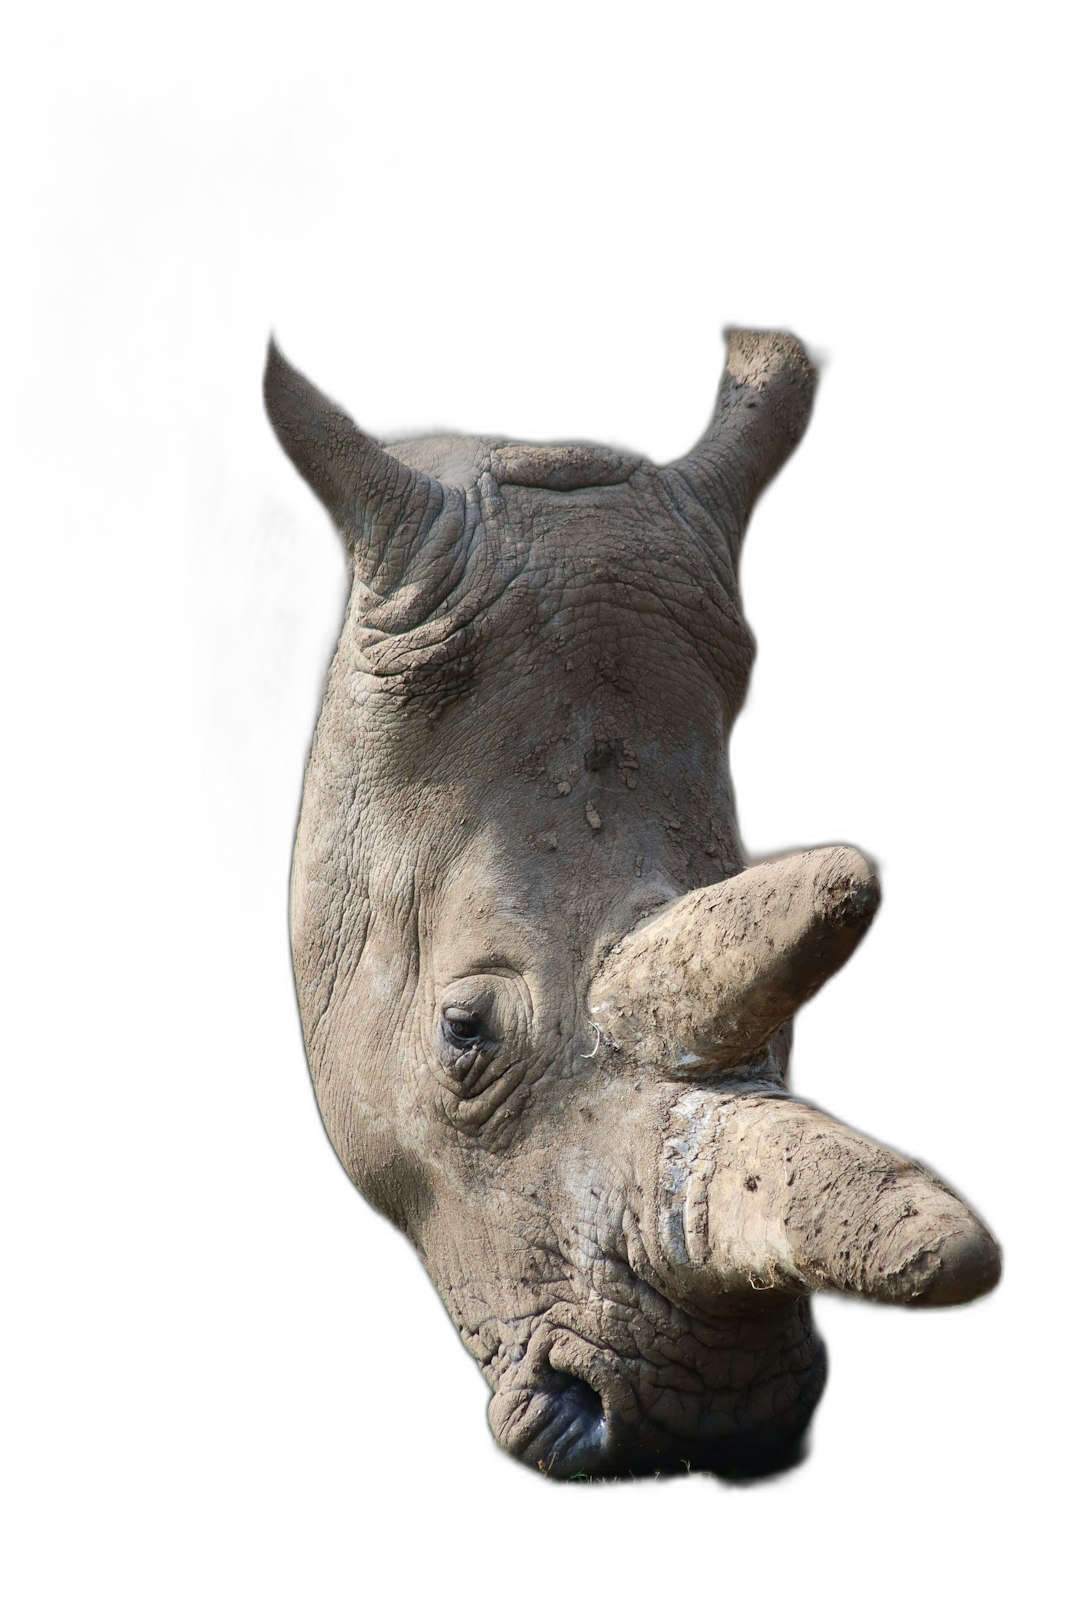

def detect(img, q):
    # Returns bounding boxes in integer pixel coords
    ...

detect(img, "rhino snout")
[484,1296,825,1481]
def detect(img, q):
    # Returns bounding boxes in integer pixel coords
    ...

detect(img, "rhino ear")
[668,329,818,557]
[263,338,439,571]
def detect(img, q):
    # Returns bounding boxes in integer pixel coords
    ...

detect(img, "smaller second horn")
[590,847,879,1074]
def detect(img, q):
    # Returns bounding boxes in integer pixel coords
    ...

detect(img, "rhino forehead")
[327,447,754,749]
[387,433,642,490]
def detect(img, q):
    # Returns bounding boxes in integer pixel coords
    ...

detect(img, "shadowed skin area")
[266,331,1000,1480]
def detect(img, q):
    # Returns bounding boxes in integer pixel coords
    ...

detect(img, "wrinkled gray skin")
[265,330,1000,1479]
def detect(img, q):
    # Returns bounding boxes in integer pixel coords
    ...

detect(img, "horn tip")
[908,1222,1003,1308]
[815,845,881,933]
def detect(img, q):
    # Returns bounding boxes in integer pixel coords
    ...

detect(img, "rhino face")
[266,331,1000,1479]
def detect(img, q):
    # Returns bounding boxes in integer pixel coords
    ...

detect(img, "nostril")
[494,1358,610,1478]
[549,1369,605,1427]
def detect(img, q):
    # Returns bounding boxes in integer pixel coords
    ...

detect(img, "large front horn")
[590,847,878,1073]
[263,339,442,582]
[667,329,818,551]
[640,1084,1001,1311]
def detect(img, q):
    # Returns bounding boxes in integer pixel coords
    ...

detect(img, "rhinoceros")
[264,329,1000,1479]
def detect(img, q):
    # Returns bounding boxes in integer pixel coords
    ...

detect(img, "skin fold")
[265,329,1000,1479]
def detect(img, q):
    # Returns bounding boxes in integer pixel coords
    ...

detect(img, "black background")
[23,22,1023,1542]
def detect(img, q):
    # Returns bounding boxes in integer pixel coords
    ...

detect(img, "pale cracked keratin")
[265,329,1000,1480]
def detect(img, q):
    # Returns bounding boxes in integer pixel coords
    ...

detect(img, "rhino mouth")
[486,1302,827,1481]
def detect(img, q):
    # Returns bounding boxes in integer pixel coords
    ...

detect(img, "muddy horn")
[590,846,880,1073]
[643,1084,1001,1312]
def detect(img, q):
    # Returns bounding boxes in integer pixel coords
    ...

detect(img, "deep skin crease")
[269,332,1001,1479]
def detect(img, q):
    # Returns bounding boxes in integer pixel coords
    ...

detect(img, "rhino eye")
[442,1010,488,1050]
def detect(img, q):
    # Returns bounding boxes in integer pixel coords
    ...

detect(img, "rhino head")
[265,330,1000,1479]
